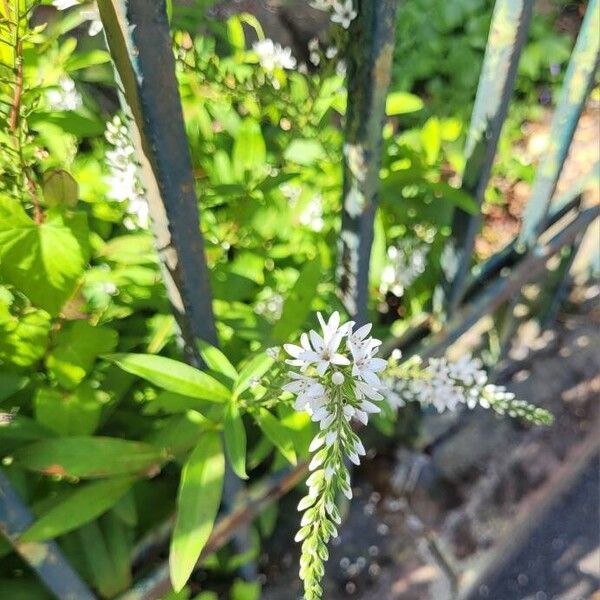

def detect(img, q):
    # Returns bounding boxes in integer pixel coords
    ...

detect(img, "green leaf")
[46,321,118,389]
[231,579,261,600]
[0,372,28,402]
[20,477,135,542]
[233,353,273,398]
[77,521,128,597]
[34,383,105,436]
[0,211,88,316]
[65,49,111,71]
[107,354,231,403]
[13,437,163,478]
[0,307,52,368]
[283,139,326,166]
[42,170,79,208]
[232,118,266,180]
[420,117,441,165]
[428,182,478,214]
[224,401,248,479]
[254,408,296,465]
[386,91,424,115]
[271,259,321,343]
[227,15,245,51]
[197,341,238,381]
[170,432,224,592]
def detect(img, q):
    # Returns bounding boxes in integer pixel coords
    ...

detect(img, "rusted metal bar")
[0,469,97,600]
[337,0,399,324]
[443,0,534,316]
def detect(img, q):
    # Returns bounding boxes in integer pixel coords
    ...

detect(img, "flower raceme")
[283,312,386,600]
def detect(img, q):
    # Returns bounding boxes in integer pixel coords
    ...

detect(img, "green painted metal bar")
[421,205,599,359]
[337,0,399,324]
[96,0,256,584]
[0,469,97,600]
[518,0,599,247]
[97,0,217,364]
[443,0,534,316]
[462,162,599,302]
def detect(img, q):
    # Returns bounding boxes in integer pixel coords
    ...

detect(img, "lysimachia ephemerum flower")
[385,354,553,425]
[283,312,385,600]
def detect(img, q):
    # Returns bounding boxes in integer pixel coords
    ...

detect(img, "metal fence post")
[442,0,534,316]
[337,0,399,324]
[519,0,599,248]
[0,470,97,600]
[97,0,218,365]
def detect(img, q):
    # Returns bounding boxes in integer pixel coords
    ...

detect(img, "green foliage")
[0,1,562,597]
[170,432,224,592]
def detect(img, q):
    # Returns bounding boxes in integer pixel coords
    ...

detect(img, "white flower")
[350,345,387,388]
[380,240,429,298]
[266,346,280,359]
[447,355,487,387]
[283,373,326,414]
[253,39,297,72]
[46,76,82,112]
[255,293,284,322]
[285,312,351,376]
[104,115,149,229]
[53,1,103,36]
[299,194,324,232]
[332,371,344,385]
[81,6,103,36]
[309,0,333,10]
[331,0,357,29]
[53,0,78,9]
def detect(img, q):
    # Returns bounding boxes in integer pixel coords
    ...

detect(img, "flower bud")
[332,371,344,385]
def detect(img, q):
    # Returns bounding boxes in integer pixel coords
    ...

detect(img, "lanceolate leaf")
[20,477,136,542]
[170,432,224,592]
[255,408,297,465]
[224,401,248,480]
[46,321,118,390]
[107,354,231,402]
[271,259,321,343]
[13,437,163,478]
[197,340,238,381]
[233,353,273,398]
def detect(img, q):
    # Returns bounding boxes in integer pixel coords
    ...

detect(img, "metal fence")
[1,0,598,598]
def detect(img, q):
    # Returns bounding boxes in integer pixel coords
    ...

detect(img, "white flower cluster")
[52,0,102,36]
[385,355,553,425]
[46,76,82,112]
[309,0,358,29]
[104,116,149,230]
[254,292,284,323]
[283,312,385,600]
[252,39,296,72]
[284,312,386,433]
[380,240,429,298]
